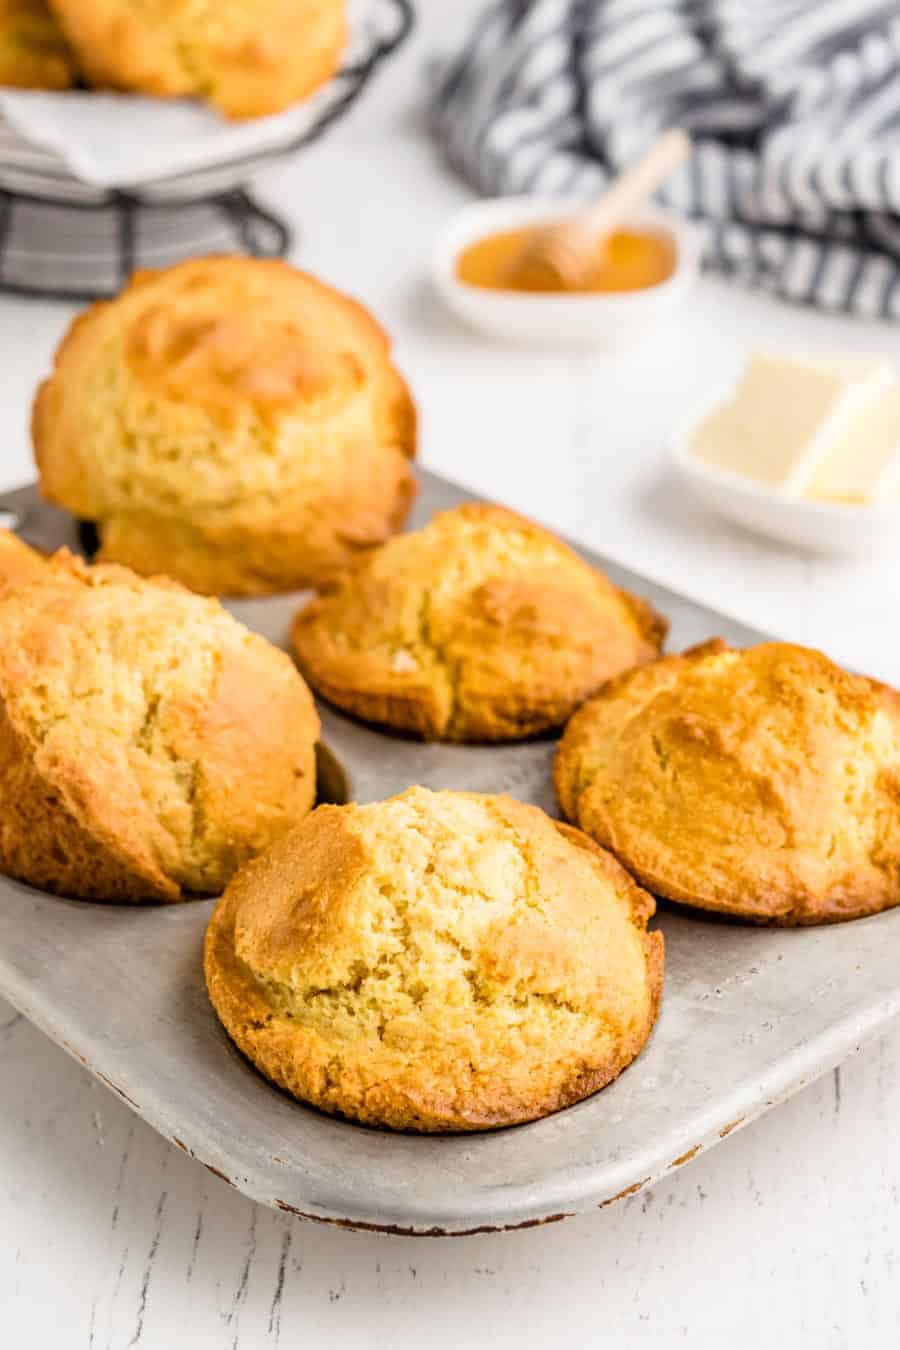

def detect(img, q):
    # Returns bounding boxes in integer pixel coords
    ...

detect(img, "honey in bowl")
[456,224,678,294]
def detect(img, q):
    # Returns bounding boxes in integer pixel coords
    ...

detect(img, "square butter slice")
[810,382,900,504]
[689,353,894,493]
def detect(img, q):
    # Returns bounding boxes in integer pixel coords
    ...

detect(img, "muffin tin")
[1,469,899,1235]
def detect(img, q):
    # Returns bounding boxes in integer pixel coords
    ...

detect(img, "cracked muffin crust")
[292,503,667,742]
[0,551,320,902]
[33,257,417,596]
[555,639,900,925]
[0,0,76,89]
[48,0,346,118]
[204,786,664,1131]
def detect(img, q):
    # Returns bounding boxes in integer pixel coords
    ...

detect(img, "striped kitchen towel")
[434,0,900,318]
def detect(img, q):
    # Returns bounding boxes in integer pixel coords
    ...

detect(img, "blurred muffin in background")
[205,786,664,1131]
[555,639,900,925]
[33,256,417,596]
[0,0,76,89]
[48,0,347,117]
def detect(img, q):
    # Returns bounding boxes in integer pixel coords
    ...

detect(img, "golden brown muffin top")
[0,530,47,592]
[0,551,319,899]
[293,503,667,742]
[0,0,76,89]
[57,255,412,433]
[205,787,663,1131]
[49,0,346,117]
[32,256,417,594]
[555,639,900,925]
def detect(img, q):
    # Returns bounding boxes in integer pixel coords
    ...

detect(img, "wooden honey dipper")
[504,129,692,292]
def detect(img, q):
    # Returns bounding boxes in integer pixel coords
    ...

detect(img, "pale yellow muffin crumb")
[33,257,417,596]
[205,786,664,1131]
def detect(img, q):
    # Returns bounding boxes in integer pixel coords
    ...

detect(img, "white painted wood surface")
[2,3,900,1342]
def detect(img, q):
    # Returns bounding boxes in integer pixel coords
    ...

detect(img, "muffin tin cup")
[1,470,899,1234]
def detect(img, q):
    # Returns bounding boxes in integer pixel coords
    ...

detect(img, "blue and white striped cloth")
[434,0,900,318]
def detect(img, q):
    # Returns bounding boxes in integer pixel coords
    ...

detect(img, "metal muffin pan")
[0,470,898,1236]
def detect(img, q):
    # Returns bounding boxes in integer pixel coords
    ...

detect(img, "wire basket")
[0,0,413,299]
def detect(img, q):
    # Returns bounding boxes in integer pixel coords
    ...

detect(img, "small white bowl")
[433,197,701,348]
[671,397,900,556]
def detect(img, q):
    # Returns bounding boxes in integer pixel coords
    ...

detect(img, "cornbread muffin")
[555,639,900,925]
[205,787,663,1131]
[33,257,417,596]
[49,0,346,118]
[292,504,667,742]
[0,0,76,89]
[0,530,47,591]
[0,551,320,902]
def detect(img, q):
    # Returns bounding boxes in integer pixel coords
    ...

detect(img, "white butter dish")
[672,398,900,557]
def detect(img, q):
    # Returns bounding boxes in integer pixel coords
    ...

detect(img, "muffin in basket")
[292,503,667,742]
[0,551,320,902]
[0,0,76,90]
[555,639,900,925]
[33,257,417,597]
[48,0,347,117]
[205,786,664,1132]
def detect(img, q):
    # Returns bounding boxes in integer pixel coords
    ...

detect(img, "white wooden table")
[2,5,900,1344]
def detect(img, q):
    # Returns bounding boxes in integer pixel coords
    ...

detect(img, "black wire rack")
[0,0,414,300]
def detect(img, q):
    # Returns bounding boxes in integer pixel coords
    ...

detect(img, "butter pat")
[690,353,895,494]
[810,383,900,504]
